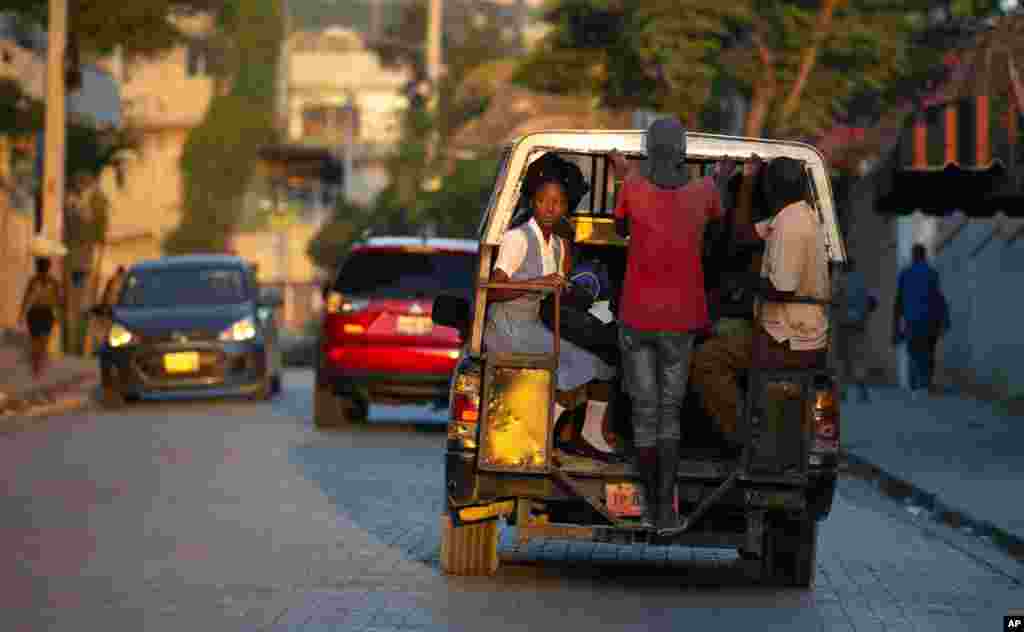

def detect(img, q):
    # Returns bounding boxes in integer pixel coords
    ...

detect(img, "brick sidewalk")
[0,334,98,419]
[842,385,1024,559]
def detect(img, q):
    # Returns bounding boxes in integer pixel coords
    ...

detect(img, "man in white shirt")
[692,157,830,451]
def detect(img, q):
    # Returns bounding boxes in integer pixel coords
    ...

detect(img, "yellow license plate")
[163,351,200,374]
[396,315,432,335]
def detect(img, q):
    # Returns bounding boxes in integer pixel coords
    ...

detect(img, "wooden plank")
[516,497,532,545]
[440,514,500,576]
[513,523,595,545]
[486,352,557,370]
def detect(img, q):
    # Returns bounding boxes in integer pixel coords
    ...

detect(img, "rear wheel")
[252,373,276,401]
[100,369,126,409]
[763,514,818,588]
[439,514,500,576]
[313,382,367,427]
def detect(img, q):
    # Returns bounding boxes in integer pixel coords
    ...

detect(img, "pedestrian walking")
[18,257,64,380]
[609,117,736,530]
[892,244,950,399]
[89,265,126,349]
[835,258,878,402]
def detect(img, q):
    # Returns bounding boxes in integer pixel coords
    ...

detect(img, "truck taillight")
[812,386,840,454]
[448,371,481,450]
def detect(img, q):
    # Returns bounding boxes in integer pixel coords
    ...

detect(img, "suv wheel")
[763,514,818,588]
[100,370,126,409]
[313,382,367,427]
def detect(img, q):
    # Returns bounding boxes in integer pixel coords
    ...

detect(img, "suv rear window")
[333,250,475,300]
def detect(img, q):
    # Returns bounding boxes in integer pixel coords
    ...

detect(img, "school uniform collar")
[527,217,557,246]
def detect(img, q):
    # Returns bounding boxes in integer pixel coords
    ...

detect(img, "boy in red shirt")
[609,118,735,530]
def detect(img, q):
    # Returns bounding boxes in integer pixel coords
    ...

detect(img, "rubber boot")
[655,439,681,532]
[634,446,658,527]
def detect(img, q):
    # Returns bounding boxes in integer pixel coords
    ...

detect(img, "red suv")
[314,237,478,426]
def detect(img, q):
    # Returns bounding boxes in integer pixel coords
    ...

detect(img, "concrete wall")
[930,220,1024,397]
[847,171,1024,397]
[0,206,36,330]
[233,224,323,330]
[105,34,216,268]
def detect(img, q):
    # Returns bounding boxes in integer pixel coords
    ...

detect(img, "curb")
[0,372,99,422]
[841,449,1024,568]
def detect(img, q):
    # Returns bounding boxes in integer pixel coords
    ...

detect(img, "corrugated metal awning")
[873,96,1023,217]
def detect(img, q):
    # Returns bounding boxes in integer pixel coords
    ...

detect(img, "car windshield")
[117,266,249,308]
[333,250,475,300]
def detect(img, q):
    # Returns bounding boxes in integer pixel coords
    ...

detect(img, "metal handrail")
[481,280,562,358]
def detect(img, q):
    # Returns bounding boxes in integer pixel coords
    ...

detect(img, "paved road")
[1,369,1020,632]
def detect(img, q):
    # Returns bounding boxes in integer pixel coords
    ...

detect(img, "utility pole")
[369,0,382,41]
[43,0,68,357]
[425,0,443,164]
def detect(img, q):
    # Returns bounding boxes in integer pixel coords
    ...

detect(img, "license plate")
[605,482,679,518]
[163,351,200,374]
[396,315,432,335]
[606,482,645,518]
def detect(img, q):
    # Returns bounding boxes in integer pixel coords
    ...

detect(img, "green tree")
[305,197,374,271]
[515,0,1007,138]
[4,0,222,57]
[417,153,501,239]
[162,0,284,255]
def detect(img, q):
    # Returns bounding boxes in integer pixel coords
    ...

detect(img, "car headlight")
[219,317,256,342]
[108,323,134,348]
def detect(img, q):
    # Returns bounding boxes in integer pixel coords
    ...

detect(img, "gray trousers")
[619,325,696,448]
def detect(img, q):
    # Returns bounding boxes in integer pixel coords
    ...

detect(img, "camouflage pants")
[691,324,824,439]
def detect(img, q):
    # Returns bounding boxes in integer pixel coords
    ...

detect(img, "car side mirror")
[258,287,284,308]
[88,304,111,318]
[432,295,471,333]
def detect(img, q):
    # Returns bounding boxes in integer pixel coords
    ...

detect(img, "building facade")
[285,26,408,207]
[0,15,120,330]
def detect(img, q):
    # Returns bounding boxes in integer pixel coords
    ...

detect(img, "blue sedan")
[93,255,284,407]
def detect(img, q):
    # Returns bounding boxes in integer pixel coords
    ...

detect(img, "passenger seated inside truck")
[483,152,624,463]
[691,156,830,453]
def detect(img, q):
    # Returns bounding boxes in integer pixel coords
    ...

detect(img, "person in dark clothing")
[836,258,878,402]
[893,244,950,398]
[19,258,64,380]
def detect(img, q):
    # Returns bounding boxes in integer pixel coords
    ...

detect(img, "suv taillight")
[448,369,481,450]
[325,291,369,315]
[811,386,840,455]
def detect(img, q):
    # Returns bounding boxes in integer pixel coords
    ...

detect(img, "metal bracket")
[746,507,765,557]
[549,467,620,526]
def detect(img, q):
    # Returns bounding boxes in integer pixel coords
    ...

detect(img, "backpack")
[838,271,875,327]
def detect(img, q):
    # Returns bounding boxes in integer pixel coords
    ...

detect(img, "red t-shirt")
[613,174,724,332]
